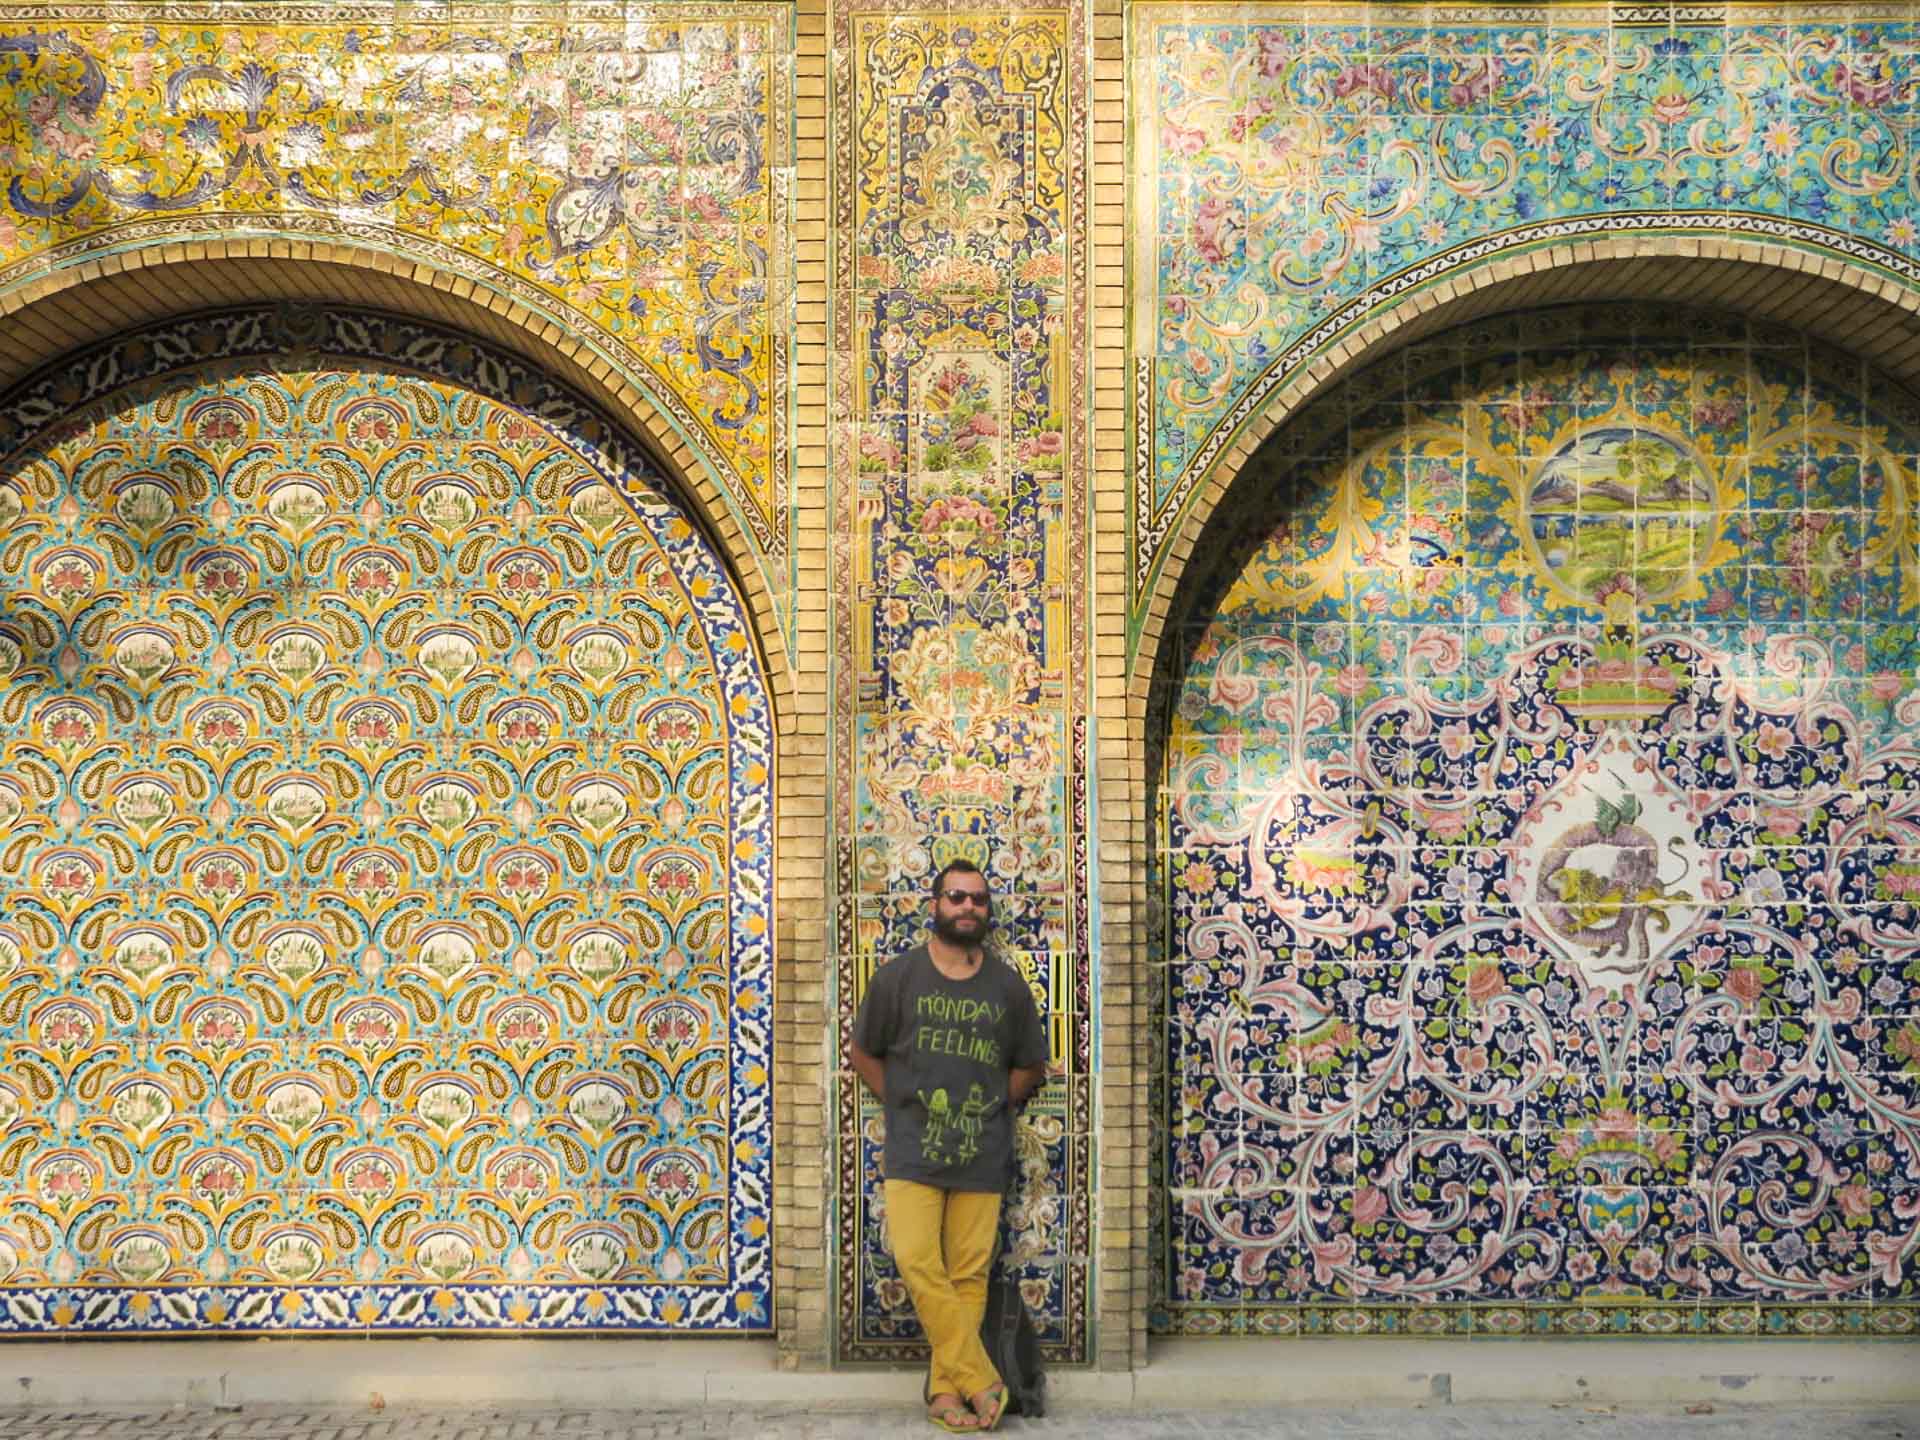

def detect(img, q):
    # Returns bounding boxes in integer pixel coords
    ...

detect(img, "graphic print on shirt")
[912,992,1006,1167]
[955,1082,991,1164]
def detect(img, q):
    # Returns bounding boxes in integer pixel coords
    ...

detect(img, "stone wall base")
[0,1338,1911,1413]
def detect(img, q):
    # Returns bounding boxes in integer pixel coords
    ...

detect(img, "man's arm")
[850,1041,887,1099]
[1006,969,1051,1108]
[1008,1062,1047,1107]
[849,962,894,1099]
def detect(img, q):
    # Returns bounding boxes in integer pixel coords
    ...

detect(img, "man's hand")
[850,1042,886,1099]
[1008,1062,1048,1107]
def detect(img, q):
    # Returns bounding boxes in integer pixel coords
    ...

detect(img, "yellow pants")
[884,1178,1003,1402]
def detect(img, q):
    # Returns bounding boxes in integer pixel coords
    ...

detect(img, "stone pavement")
[0,1406,1914,1440]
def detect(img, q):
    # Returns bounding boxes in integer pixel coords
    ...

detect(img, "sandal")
[927,1394,981,1433]
[970,1382,1009,1432]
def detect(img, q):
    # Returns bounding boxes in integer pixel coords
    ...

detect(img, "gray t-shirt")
[852,944,1049,1192]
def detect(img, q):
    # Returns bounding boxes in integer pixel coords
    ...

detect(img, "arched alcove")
[0,306,775,1332]
[1145,301,1920,1337]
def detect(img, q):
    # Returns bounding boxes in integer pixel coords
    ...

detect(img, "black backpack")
[980,1260,1046,1419]
[977,1170,1046,1420]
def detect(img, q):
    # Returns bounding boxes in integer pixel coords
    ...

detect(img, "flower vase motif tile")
[1153,305,1920,1338]
[0,308,774,1333]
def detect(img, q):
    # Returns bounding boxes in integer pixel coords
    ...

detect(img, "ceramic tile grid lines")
[1149,302,1920,1339]
[1130,2,1920,643]
[827,6,1095,1364]
[0,3,793,569]
[0,306,775,1333]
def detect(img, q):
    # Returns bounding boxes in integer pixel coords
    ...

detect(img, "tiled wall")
[829,6,1095,1362]
[0,308,774,1332]
[1131,4,1920,634]
[1153,304,1920,1337]
[4,0,1920,1362]
[0,4,793,576]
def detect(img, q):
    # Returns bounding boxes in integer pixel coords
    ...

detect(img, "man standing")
[850,860,1049,1434]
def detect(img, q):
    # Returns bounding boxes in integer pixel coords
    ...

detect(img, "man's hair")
[930,858,988,896]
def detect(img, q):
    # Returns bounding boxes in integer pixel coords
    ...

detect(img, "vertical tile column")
[828,3,1095,1364]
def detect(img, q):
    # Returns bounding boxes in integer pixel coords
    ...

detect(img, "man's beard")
[931,911,987,945]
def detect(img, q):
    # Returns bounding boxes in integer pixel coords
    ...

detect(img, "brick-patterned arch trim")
[0,238,795,729]
[1097,238,1920,1367]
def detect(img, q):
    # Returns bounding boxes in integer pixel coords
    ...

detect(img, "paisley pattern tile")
[1132,4,1920,630]
[0,4,791,560]
[0,308,773,1332]
[830,6,1094,1363]
[1153,305,1920,1338]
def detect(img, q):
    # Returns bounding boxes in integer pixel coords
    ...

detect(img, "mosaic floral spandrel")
[1153,305,1920,1338]
[1132,4,1920,620]
[0,5,790,555]
[832,8,1092,1362]
[0,309,773,1332]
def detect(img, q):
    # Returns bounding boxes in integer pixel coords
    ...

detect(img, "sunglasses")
[937,888,992,908]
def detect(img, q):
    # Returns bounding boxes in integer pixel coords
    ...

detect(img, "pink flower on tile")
[1351,1184,1387,1229]
[1164,120,1207,158]
[1693,398,1741,429]
[1725,965,1764,1008]
[1466,964,1508,1005]
[1256,30,1293,78]
[1332,63,1395,102]
[55,126,95,163]
[1193,197,1240,266]
[1833,1179,1873,1222]
[1448,63,1492,108]
[1333,664,1372,698]
[1651,88,1691,125]
[1837,61,1895,108]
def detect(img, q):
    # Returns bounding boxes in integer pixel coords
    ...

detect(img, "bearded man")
[849,859,1049,1433]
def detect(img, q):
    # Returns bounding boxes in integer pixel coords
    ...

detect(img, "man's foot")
[969,1382,1009,1432]
[927,1393,981,1433]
